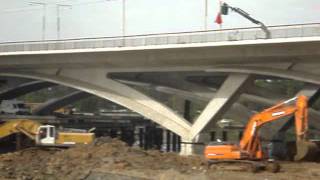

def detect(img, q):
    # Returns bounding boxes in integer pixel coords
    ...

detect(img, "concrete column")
[166,130,171,152]
[180,138,193,155]
[144,126,154,150]
[193,132,211,154]
[190,73,250,139]
[162,129,167,151]
[120,127,134,146]
[138,128,144,148]
[110,129,118,138]
[172,133,177,152]
[210,131,216,141]
[154,128,163,150]
[222,130,228,141]
[177,136,181,152]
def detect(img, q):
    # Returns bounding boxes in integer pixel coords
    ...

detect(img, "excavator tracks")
[208,160,280,173]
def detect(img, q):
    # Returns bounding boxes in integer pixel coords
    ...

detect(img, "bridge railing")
[0,23,319,53]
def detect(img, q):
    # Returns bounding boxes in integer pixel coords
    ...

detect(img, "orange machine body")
[205,143,244,160]
[205,95,309,160]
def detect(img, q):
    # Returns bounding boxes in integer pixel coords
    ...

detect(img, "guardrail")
[0,23,319,53]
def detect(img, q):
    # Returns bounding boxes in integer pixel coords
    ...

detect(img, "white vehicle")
[0,100,31,115]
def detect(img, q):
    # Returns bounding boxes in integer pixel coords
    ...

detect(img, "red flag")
[215,12,222,25]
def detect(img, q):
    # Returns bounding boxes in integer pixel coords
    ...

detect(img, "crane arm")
[222,3,271,39]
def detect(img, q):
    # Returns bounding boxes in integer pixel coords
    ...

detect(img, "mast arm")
[223,3,271,39]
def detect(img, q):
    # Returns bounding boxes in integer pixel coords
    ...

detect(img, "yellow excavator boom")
[0,119,41,140]
[0,119,95,147]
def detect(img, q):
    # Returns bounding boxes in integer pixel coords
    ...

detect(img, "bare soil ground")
[0,137,320,180]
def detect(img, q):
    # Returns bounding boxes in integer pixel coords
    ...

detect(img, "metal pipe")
[56,4,72,40]
[204,0,208,30]
[29,2,47,40]
[122,0,126,36]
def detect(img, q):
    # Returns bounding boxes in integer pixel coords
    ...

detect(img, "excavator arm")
[239,95,316,160]
[205,95,318,161]
[239,105,297,158]
[0,119,41,140]
[0,119,95,148]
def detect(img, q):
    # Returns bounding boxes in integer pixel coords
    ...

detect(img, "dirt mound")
[0,137,207,180]
[1,137,320,180]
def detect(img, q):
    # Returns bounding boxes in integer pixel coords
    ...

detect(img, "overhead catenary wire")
[0,0,117,14]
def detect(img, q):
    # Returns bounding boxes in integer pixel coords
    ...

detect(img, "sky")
[0,0,319,42]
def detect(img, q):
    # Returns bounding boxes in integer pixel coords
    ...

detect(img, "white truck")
[0,100,31,115]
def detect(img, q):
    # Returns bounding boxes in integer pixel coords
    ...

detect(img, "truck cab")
[0,100,31,115]
[36,125,56,145]
[35,125,95,147]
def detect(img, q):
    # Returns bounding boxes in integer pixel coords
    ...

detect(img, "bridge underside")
[1,31,320,154]
[1,61,320,154]
[0,80,56,100]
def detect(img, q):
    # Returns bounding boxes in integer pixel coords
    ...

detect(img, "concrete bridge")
[0,23,320,154]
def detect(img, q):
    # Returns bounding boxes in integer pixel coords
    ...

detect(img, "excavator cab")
[36,125,56,145]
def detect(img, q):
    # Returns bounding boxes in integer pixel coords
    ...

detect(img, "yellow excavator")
[0,119,94,147]
[204,95,320,172]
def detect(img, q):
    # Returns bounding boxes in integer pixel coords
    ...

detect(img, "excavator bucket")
[294,140,319,161]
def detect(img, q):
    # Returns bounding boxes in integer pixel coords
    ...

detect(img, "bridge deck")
[0,23,319,53]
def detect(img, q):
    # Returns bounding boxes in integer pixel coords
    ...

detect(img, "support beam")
[205,65,320,85]
[190,73,250,139]
[118,77,285,111]
[0,69,192,139]
[0,77,32,90]
[0,81,56,100]
[32,91,91,115]
[62,69,192,138]
[110,72,214,94]
[166,130,171,152]
[183,100,191,122]
[180,138,194,155]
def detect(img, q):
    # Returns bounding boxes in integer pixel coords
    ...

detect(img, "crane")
[220,2,271,39]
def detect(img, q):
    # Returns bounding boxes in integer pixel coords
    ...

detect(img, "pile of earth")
[0,137,208,180]
[1,137,320,180]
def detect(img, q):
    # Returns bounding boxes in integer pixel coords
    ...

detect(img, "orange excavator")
[204,95,319,171]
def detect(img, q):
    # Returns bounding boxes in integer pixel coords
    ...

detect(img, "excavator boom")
[0,119,94,148]
[0,119,41,140]
[205,95,319,161]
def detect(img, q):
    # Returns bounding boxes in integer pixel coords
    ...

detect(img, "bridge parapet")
[0,23,319,53]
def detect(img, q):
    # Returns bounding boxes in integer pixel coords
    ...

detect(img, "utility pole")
[29,2,47,40]
[204,0,208,30]
[122,0,126,36]
[56,4,72,40]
